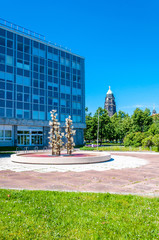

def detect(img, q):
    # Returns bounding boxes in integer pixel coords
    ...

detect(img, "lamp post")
[97,110,99,151]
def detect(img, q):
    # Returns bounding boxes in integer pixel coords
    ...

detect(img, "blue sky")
[1,0,159,115]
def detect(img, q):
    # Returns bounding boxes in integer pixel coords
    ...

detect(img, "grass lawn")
[0,190,159,239]
[80,146,158,152]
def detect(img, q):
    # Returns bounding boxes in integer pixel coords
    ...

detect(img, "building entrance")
[17,127,43,146]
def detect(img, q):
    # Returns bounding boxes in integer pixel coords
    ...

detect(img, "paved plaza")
[0,152,159,196]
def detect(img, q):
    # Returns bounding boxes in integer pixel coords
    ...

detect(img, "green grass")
[0,189,159,239]
[80,146,158,152]
[85,142,124,146]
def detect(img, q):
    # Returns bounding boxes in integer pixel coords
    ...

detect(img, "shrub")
[152,134,159,151]
[124,132,146,147]
[142,135,153,148]
[133,132,146,147]
[124,132,135,146]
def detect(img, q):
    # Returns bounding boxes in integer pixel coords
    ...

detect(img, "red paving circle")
[0,152,159,196]
[20,153,97,158]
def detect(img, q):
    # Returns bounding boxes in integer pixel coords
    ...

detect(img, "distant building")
[104,86,116,117]
[152,106,157,115]
[152,109,157,115]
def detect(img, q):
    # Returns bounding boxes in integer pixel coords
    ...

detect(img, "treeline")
[84,107,159,150]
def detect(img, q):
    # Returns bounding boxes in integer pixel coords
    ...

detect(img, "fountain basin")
[11,151,111,165]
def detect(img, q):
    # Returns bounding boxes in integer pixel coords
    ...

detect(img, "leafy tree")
[94,107,111,144]
[131,108,152,132]
[84,108,94,142]
[111,111,132,142]
[148,123,159,135]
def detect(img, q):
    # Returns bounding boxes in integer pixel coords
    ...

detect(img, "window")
[0,130,3,138]
[5,130,12,138]
[17,102,23,109]
[24,54,29,61]
[0,64,5,72]
[17,59,23,68]
[48,68,52,75]
[40,65,44,73]
[0,129,12,141]
[0,37,5,46]
[17,35,23,43]
[33,56,38,64]
[24,103,30,110]
[0,90,5,98]
[7,31,13,39]
[17,68,23,76]
[33,47,39,56]
[6,109,12,118]
[40,105,44,111]
[54,70,58,76]
[0,54,5,64]
[17,93,23,101]
[6,56,13,66]
[33,104,38,111]
[17,43,23,52]
[0,46,5,54]
[0,99,5,107]
[0,29,5,37]
[24,45,30,53]
[24,94,29,102]
[24,111,30,119]
[7,40,13,48]
[0,108,4,116]
[6,101,13,108]
[7,83,13,91]
[7,49,13,57]
[6,91,13,100]
[61,72,65,78]
[24,38,30,45]
[24,61,30,70]
[39,49,45,58]
[24,86,29,93]
[16,109,23,118]
[7,66,13,73]
[40,97,44,104]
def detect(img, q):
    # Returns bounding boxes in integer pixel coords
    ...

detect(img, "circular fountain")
[11,113,111,165]
[11,150,111,165]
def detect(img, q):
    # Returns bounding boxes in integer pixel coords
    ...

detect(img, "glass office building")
[0,19,85,147]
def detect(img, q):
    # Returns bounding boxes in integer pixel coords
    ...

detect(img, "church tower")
[152,105,157,115]
[104,86,116,117]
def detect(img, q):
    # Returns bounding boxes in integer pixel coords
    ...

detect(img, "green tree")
[131,108,152,132]
[111,111,132,142]
[94,107,111,144]
[84,108,94,142]
[148,123,159,135]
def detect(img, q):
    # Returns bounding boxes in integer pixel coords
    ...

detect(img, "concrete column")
[13,125,17,146]
[43,126,50,146]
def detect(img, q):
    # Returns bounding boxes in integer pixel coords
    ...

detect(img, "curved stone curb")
[11,151,111,165]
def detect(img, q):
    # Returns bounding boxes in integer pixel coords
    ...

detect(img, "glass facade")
[0,26,85,123]
[0,21,85,146]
